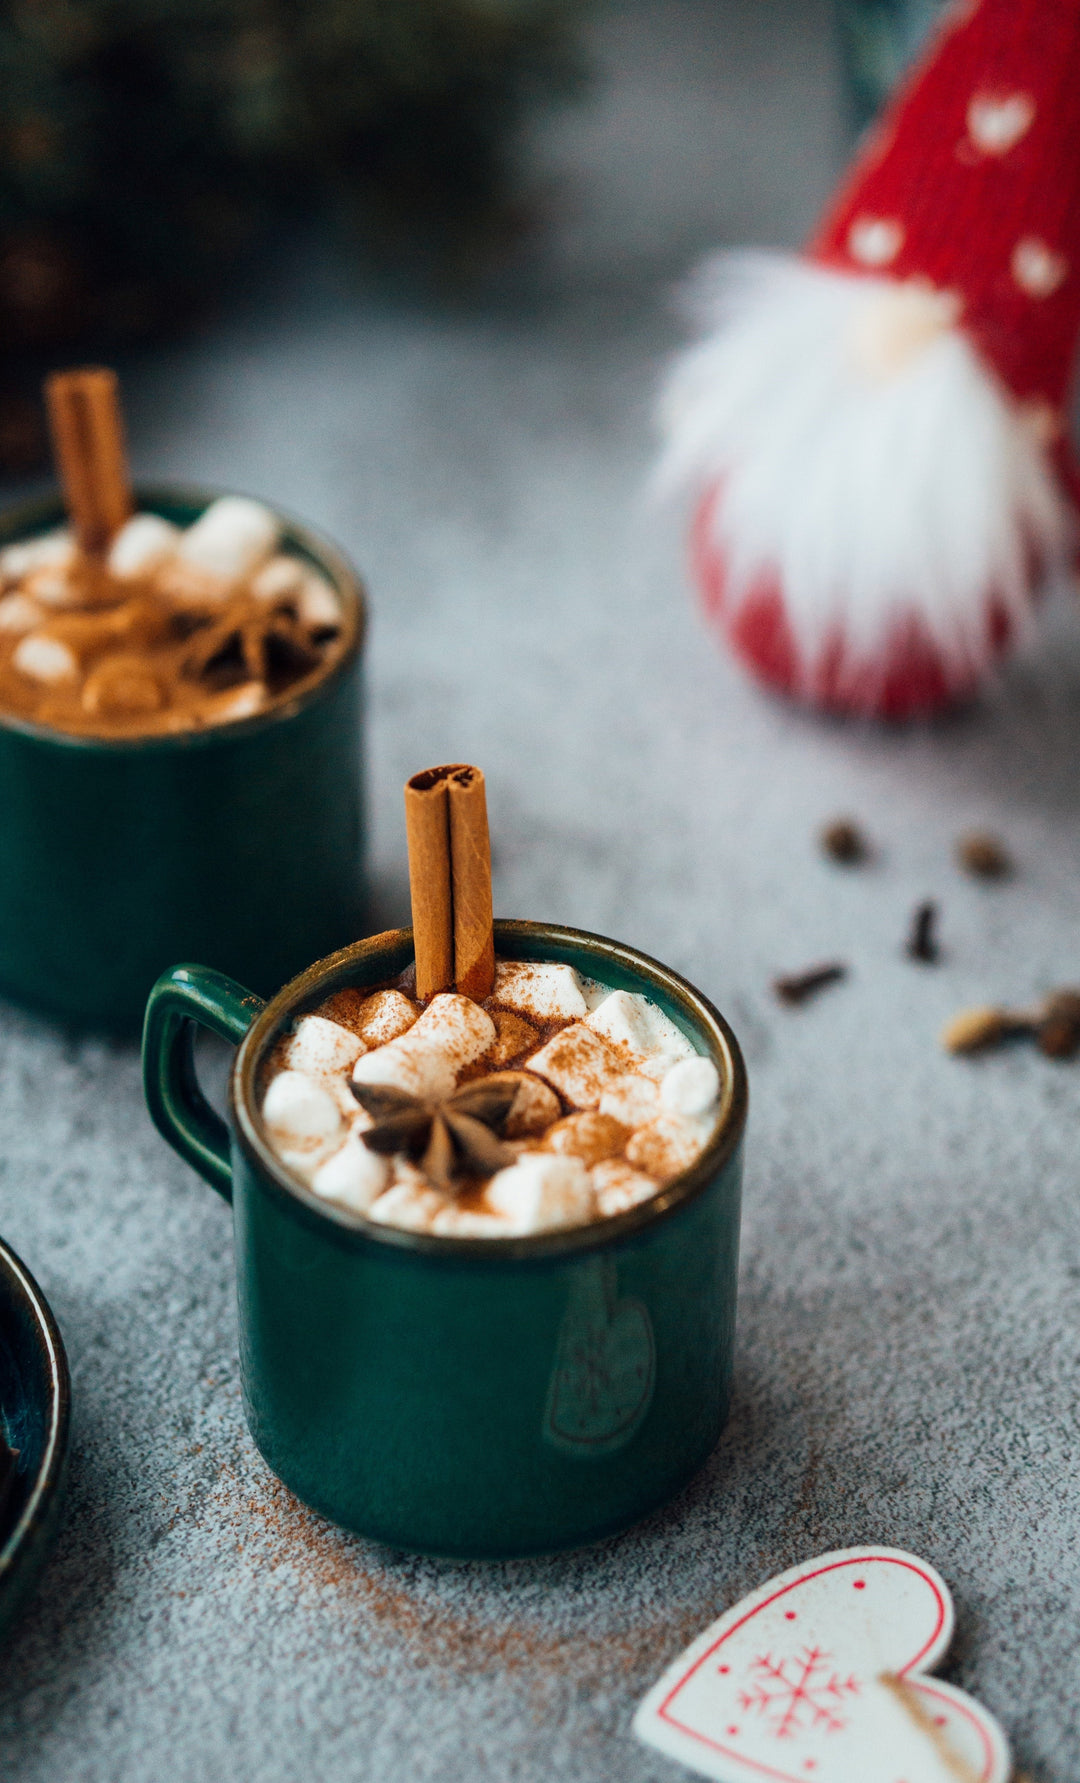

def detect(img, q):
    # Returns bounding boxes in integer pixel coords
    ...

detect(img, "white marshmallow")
[591,1160,659,1218]
[660,1055,720,1118]
[485,1153,594,1234]
[431,1207,512,1238]
[23,565,76,608]
[496,1072,561,1138]
[277,1141,340,1184]
[0,530,74,583]
[201,682,265,724]
[262,1070,343,1148]
[626,1115,710,1180]
[0,593,47,634]
[352,993,495,1102]
[251,554,306,603]
[296,571,341,630]
[177,497,280,580]
[598,1073,660,1127]
[524,1023,627,1109]
[108,513,180,578]
[493,960,588,1021]
[355,989,419,1047]
[586,990,696,1079]
[12,632,78,684]
[311,1135,389,1212]
[368,1180,447,1232]
[284,1014,365,1080]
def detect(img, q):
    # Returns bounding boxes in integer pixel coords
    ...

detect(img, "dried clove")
[1036,989,1080,1060]
[942,987,1080,1060]
[941,1006,1018,1055]
[820,819,869,865]
[907,901,939,964]
[957,831,1012,879]
[773,962,847,1006]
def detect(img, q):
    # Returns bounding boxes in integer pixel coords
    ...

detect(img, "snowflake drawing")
[737,1647,860,1739]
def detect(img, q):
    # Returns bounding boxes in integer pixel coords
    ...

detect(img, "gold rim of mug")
[0,484,366,752]
[230,921,749,1261]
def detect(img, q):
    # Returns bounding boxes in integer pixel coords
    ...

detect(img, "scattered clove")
[943,987,1080,1060]
[820,819,869,864]
[773,962,847,1006]
[957,831,1012,879]
[1036,989,1080,1060]
[941,1006,1020,1055]
[907,901,939,964]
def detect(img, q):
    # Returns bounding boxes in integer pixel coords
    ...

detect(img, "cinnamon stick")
[448,765,495,1001]
[404,763,495,1002]
[45,367,132,555]
[405,767,457,1000]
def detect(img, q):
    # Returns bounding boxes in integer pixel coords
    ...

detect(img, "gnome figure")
[661,0,1080,719]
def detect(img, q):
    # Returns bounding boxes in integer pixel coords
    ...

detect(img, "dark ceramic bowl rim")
[230,920,748,1262]
[0,484,366,754]
[0,1235,71,1585]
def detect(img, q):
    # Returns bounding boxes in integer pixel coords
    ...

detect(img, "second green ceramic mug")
[0,487,367,1033]
[143,921,747,1559]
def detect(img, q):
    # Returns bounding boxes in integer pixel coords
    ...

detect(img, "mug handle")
[142,964,266,1203]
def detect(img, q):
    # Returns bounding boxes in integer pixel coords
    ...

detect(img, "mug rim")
[230,920,749,1262]
[0,483,366,755]
[0,1234,71,1594]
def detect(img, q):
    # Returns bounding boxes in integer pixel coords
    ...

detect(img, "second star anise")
[351,1079,519,1191]
[182,592,322,691]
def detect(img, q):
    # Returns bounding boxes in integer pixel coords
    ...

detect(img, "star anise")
[351,1079,519,1191]
[182,592,322,691]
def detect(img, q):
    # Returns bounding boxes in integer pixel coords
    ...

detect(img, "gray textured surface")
[2,2,1079,1777]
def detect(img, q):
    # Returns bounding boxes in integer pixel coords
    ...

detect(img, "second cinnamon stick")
[448,765,495,1001]
[45,366,132,555]
[404,767,457,1000]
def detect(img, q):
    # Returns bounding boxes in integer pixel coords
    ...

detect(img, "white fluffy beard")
[659,254,1072,712]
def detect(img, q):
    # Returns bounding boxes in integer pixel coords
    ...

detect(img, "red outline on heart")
[651,1553,990,1783]
[910,1680,997,1781]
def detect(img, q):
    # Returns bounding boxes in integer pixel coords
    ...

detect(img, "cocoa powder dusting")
[202,1458,725,1691]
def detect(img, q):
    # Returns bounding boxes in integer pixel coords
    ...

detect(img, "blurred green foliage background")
[0,0,587,461]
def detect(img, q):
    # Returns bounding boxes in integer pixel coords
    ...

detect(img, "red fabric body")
[811,0,1080,417]
[691,486,1026,720]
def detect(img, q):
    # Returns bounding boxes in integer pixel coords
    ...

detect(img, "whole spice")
[942,987,1080,1059]
[773,962,847,1006]
[353,1078,518,1189]
[907,901,939,963]
[1036,989,1080,1060]
[404,763,496,1002]
[941,1006,1014,1055]
[820,819,869,864]
[957,831,1012,879]
[45,367,132,555]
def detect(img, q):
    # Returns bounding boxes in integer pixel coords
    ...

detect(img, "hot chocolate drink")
[260,958,723,1236]
[258,760,721,1237]
[0,369,345,739]
[0,500,345,737]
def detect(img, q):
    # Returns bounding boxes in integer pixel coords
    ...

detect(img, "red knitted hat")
[815,0,1080,465]
[662,0,1080,720]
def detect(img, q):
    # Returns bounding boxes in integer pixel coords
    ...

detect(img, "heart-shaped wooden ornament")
[633,1547,1011,1783]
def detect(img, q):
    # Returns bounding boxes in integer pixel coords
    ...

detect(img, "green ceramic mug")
[0,487,367,1033]
[142,921,747,1559]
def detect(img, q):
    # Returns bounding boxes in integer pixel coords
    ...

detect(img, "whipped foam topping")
[259,958,723,1238]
